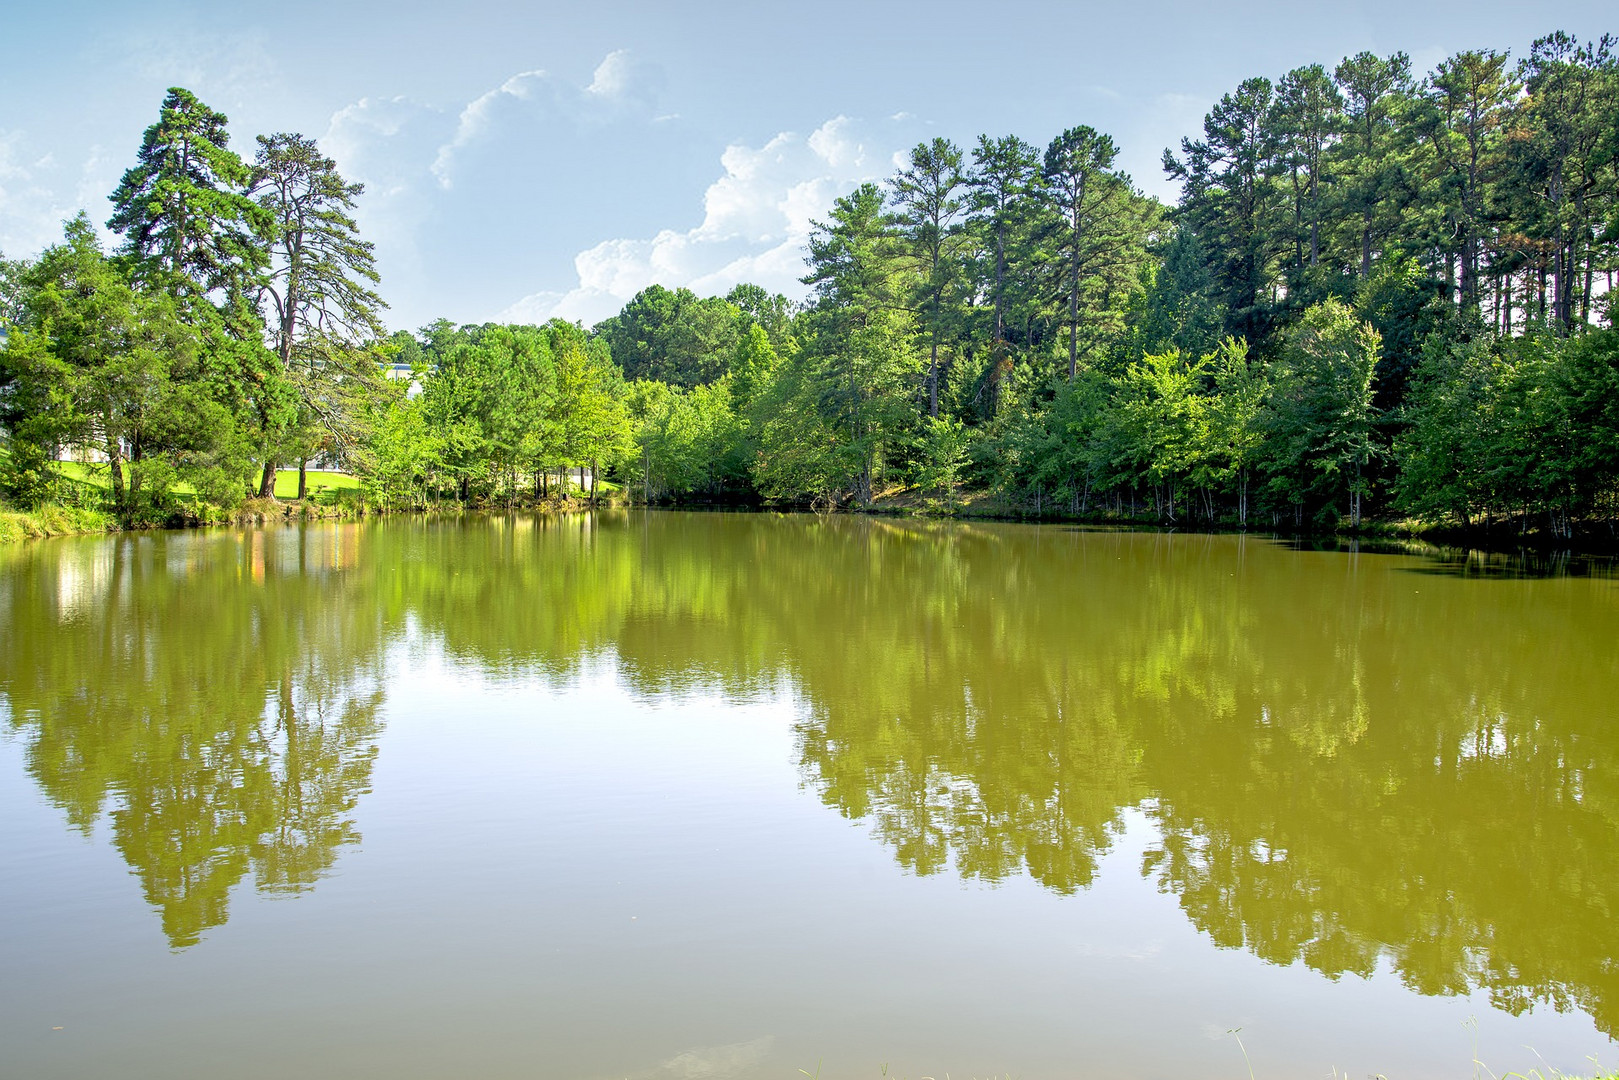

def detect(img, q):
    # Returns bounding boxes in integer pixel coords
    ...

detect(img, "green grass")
[272,469,363,500]
[0,504,116,543]
[56,460,362,503]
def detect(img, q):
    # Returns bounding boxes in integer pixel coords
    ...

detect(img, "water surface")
[2,512,1616,1079]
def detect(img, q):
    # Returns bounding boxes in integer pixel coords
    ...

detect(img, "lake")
[2,511,1616,1080]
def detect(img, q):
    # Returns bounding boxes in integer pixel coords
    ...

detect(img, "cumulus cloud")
[315,51,664,327]
[320,95,449,280]
[428,51,658,191]
[498,114,921,327]
[431,70,548,189]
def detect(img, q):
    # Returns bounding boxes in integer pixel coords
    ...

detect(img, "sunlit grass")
[0,504,115,543]
[272,469,362,499]
[57,461,361,501]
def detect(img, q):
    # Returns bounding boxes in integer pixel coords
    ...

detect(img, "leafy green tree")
[1042,126,1153,380]
[1165,79,1285,341]
[1513,33,1618,333]
[966,135,1041,410]
[891,137,968,418]
[968,136,1041,355]
[1116,348,1210,521]
[551,326,634,496]
[249,133,387,498]
[1415,50,1517,311]
[1134,227,1224,359]
[1558,328,1619,522]
[416,323,560,501]
[1355,256,1451,412]
[106,87,266,296]
[1274,64,1343,282]
[0,251,30,326]
[728,321,782,412]
[0,214,228,515]
[594,284,741,387]
[723,283,795,348]
[1263,299,1381,526]
[628,377,746,500]
[913,415,971,511]
[788,183,923,505]
[1332,51,1417,281]
[1206,337,1269,525]
[1394,335,1495,525]
[365,382,442,509]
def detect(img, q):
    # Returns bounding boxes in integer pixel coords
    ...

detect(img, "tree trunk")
[109,450,127,511]
[928,336,939,419]
[1067,260,1079,382]
[259,460,277,500]
[297,458,308,501]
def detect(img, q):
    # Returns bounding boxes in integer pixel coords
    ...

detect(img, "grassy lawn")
[54,461,361,502]
[55,459,117,490]
[273,469,362,499]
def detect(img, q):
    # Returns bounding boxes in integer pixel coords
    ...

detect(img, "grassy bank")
[0,471,624,544]
[0,504,117,543]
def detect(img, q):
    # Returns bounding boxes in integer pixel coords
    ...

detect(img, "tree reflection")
[769,522,1619,1035]
[3,512,1617,1032]
[0,527,386,947]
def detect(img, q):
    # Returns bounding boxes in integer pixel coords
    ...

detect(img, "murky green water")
[2,511,1616,1079]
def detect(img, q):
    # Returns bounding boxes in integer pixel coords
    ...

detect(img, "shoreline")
[10,495,1617,565]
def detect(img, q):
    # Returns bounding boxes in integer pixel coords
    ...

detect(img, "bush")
[0,441,57,508]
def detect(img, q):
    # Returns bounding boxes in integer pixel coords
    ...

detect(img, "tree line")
[3,29,1618,537]
[609,29,1619,537]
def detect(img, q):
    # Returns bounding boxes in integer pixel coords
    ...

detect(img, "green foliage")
[106,87,266,296]
[593,284,742,387]
[628,378,746,499]
[1262,299,1380,525]
[249,131,387,494]
[409,320,630,503]
[0,213,254,518]
[1134,228,1223,360]
[1396,328,1619,535]
[365,384,441,509]
[8,51,1619,535]
[0,440,58,507]
[912,415,971,511]
[0,503,115,543]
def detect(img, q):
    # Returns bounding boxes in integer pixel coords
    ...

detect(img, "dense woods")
[3,29,1619,539]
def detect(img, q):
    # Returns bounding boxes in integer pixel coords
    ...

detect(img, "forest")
[2,29,1618,539]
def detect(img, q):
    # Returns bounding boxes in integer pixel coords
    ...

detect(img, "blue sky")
[2,1,1611,331]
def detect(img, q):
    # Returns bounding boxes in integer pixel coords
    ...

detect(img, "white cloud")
[320,95,447,279]
[431,70,547,189]
[428,51,655,191]
[497,114,921,327]
[586,50,631,97]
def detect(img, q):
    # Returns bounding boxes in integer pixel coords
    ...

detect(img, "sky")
[2,1,1613,333]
